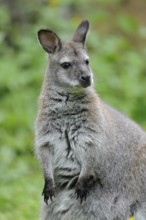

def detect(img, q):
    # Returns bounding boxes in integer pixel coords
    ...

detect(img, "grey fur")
[35,20,146,220]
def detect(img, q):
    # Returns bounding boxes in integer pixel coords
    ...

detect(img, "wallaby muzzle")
[80,74,91,88]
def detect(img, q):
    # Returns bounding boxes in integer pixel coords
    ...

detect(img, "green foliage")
[0,0,146,219]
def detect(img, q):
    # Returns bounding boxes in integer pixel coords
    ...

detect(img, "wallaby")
[35,20,146,220]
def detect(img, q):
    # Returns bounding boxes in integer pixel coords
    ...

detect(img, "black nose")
[80,75,91,88]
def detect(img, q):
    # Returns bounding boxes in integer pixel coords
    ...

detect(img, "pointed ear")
[38,29,62,53]
[72,20,89,45]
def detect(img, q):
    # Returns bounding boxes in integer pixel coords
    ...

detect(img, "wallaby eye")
[61,62,71,69]
[85,59,89,65]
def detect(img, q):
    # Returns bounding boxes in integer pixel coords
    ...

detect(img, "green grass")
[0,154,42,219]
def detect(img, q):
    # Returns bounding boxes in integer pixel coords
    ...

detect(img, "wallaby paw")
[75,175,96,203]
[75,177,89,203]
[42,178,55,205]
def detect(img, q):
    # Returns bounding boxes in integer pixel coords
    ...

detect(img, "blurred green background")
[0,0,146,219]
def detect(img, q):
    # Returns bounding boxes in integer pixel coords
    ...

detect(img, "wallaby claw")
[75,179,89,204]
[42,187,55,205]
[75,187,89,204]
[42,179,55,205]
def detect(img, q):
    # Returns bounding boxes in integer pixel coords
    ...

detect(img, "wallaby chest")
[45,96,93,186]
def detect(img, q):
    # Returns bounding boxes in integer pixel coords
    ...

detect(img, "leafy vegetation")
[0,0,146,219]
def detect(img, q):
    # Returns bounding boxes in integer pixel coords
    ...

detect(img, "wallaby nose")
[80,74,91,88]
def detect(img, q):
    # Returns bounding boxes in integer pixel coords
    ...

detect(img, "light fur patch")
[59,57,71,64]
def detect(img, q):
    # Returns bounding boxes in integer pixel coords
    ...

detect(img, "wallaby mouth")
[80,75,91,88]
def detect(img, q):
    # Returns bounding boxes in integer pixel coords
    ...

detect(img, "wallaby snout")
[80,74,91,88]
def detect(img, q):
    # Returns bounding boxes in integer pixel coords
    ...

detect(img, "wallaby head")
[38,20,93,92]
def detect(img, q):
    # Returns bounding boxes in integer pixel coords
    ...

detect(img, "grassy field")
[0,155,42,219]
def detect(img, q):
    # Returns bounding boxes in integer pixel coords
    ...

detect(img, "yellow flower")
[49,0,60,7]
[128,217,135,220]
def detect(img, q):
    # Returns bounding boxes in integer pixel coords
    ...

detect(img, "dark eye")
[85,59,89,65]
[61,62,71,69]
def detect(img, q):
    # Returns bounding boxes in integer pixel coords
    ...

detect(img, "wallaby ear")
[38,29,62,53]
[72,20,89,45]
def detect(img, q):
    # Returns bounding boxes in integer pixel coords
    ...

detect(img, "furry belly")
[41,188,132,220]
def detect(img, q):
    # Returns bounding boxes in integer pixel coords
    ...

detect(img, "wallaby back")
[35,20,146,220]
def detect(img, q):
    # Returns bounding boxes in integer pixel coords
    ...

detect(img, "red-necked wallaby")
[35,20,146,220]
